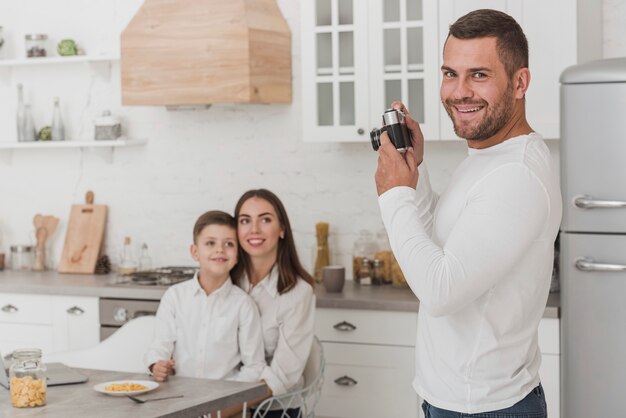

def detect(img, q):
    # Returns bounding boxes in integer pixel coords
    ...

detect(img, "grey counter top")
[315,281,561,318]
[0,270,560,318]
[0,368,267,418]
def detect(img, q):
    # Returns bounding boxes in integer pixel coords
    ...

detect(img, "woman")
[231,189,316,417]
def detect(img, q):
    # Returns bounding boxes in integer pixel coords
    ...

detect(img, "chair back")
[43,315,156,373]
[252,336,325,418]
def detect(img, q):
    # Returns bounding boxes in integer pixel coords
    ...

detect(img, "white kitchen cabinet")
[301,0,439,143]
[315,307,422,418]
[303,0,602,143]
[0,293,99,357]
[437,0,602,140]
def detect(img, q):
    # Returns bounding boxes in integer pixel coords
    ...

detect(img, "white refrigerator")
[560,57,626,418]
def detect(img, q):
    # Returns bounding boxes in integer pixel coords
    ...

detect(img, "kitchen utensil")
[33,227,48,271]
[126,394,184,404]
[58,191,107,274]
[313,222,329,283]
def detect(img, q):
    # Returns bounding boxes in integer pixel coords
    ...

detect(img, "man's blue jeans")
[422,384,547,418]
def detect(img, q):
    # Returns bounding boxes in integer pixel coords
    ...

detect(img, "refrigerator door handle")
[573,195,626,209]
[575,257,626,272]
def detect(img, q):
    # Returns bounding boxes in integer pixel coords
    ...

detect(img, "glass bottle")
[50,97,65,141]
[16,84,26,141]
[371,259,385,286]
[10,348,47,408]
[356,257,372,286]
[118,236,137,275]
[138,243,152,271]
[23,104,37,141]
[352,229,377,281]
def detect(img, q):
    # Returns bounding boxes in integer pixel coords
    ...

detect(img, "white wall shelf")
[0,138,147,164]
[0,55,119,67]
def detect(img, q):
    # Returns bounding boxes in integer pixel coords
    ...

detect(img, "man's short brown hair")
[448,9,528,79]
[193,210,236,243]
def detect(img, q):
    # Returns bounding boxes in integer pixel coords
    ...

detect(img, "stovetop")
[110,266,197,287]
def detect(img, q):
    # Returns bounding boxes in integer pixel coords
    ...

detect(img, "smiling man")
[374,9,562,418]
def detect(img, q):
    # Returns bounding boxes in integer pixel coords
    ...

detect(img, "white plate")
[93,380,159,396]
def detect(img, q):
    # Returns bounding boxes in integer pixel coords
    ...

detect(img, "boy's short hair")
[193,210,236,243]
[448,9,528,79]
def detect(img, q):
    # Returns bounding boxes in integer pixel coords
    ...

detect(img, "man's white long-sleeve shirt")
[379,133,562,413]
[239,267,315,396]
[144,274,265,382]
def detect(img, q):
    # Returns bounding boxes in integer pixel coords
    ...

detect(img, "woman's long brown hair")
[231,189,315,294]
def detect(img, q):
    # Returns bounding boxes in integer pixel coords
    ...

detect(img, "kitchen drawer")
[0,293,53,325]
[538,318,559,355]
[0,323,55,356]
[316,308,417,346]
[317,342,419,418]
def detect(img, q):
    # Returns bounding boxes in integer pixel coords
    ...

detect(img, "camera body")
[370,108,411,152]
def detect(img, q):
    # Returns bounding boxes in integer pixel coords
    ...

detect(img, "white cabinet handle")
[1,304,18,313]
[575,257,626,272]
[334,375,358,386]
[66,306,85,315]
[333,321,357,332]
[573,195,626,209]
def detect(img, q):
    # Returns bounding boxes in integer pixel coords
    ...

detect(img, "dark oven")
[99,298,160,341]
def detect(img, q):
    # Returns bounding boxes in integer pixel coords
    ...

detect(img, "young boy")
[145,210,265,382]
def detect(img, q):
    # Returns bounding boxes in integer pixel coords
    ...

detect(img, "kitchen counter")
[315,281,561,318]
[0,271,560,318]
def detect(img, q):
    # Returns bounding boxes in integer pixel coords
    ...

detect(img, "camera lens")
[370,128,383,151]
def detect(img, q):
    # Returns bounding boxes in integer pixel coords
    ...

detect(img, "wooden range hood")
[121,0,291,106]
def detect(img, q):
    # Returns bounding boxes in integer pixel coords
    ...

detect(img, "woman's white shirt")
[144,274,265,382]
[240,267,316,395]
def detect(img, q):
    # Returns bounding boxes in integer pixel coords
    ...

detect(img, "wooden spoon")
[33,227,48,271]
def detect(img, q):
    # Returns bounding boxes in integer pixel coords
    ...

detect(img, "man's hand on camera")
[390,101,424,167]
[375,131,418,196]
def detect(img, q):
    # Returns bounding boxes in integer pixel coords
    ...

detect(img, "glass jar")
[355,257,372,286]
[391,256,408,288]
[25,34,48,58]
[10,245,34,271]
[375,229,393,284]
[352,229,377,281]
[371,259,385,286]
[10,348,47,408]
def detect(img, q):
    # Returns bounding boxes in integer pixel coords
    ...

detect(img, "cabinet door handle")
[334,375,358,386]
[132,310,156,319]
[575,257,626,272]
[333,321,357,332]
[66,306,85,315]
[1,304,18,313]
[573,195,626,209]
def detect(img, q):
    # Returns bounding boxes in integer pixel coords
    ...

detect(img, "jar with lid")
[352,229,377,281]
[375,229,393,284]
[10,245,34,271]
[371,259,385,286]
[25,34,47,58]
[10,348,47,408]
[94,110,122,140]
[355,257,372,286]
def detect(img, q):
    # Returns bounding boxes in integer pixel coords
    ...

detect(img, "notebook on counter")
[0,354,88,389]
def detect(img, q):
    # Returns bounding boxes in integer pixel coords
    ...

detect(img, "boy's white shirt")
[144,273,265,382]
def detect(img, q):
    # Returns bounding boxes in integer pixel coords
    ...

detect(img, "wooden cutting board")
[58,191,108,274]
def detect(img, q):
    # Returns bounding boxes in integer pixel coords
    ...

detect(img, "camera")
[370,108,411,152]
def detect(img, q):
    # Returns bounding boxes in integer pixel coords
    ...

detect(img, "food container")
[352,229,377,281]
[10,348,47,408]
[10,245,34,271]
[94,110,122,140]
[0,26,5,59]
[25,34,48,58]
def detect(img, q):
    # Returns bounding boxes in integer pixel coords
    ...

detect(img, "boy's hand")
[151,359,176,382]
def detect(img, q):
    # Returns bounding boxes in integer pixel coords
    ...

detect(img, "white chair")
[251,336,325,418]
[43,315,156,373]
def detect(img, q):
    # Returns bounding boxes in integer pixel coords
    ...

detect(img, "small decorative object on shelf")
[16,84,26,141]
[95,254,112,274]
[94,110,122,140]
[23,104,37,142]
[57,39,78,56]
[38,126,51,141]
[0,26,5,59]
[138,243,152,271]
[50,97,65,141]
[25,34,48,58]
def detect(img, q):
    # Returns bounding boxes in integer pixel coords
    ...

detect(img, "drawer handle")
[1,304,18,314]
[333,321,357,332]
[575,257,626,272]
[334,375,358,386]
[66,306,85,315]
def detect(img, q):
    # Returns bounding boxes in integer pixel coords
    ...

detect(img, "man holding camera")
[374,9,561,418]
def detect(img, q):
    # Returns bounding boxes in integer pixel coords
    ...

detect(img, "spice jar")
[371,259,385,286]
[94,110,122,140]
[10,245,34,271]
[25,34,48,58]
[355,257,372,286]
[10,348,47,408]
[352,229,377,281]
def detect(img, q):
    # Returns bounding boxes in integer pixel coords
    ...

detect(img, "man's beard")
[443,83,515,141]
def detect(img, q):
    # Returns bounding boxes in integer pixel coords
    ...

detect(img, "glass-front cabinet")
[301,0,439,143]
